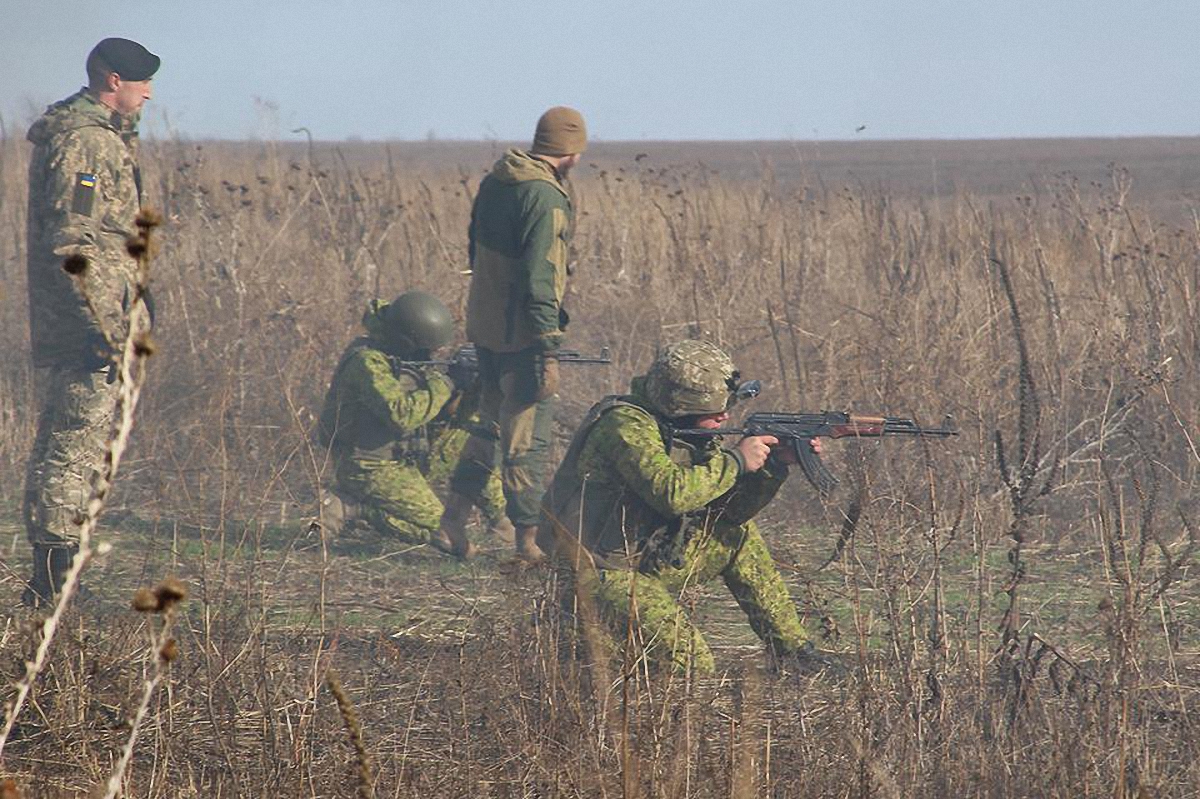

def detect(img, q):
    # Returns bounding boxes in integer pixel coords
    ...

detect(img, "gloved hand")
[446,353,477,391]
[534,352,559,401]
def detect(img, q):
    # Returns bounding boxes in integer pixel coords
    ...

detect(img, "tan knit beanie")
[531,106,587,156]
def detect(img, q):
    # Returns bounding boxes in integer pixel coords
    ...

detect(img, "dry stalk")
[326,668,376,799]
[0,211,161,763]
[101,578,187,799]
[990,251,1056,655]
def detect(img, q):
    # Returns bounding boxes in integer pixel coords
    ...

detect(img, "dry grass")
[0,131,1197,796]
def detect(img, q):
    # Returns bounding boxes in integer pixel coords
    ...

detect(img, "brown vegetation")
[0,132,1197,796]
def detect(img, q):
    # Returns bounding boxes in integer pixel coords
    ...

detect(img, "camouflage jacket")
[26,89,144,368]
[466,149,572,354]
[318,303,455,461]
[541,377,788,569]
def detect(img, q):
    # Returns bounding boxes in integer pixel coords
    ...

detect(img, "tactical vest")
[540,395,714,571]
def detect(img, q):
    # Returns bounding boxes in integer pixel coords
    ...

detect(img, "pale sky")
[1,0,1197,142]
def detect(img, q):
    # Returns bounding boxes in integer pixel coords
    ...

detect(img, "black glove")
[446,351,478,390]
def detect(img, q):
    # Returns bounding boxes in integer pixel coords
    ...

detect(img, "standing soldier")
[438,107,587,562]
[22,38,160,606]
[317,292,510,553]
[539,340,844,675]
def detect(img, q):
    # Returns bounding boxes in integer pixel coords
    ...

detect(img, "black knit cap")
[88,38,160,81]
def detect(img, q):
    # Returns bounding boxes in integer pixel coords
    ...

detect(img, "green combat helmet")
[641,339,738,418]
[379,291,455,356]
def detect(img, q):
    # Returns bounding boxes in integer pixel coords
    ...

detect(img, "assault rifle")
[672,411,958,496]
[398,344,611,385]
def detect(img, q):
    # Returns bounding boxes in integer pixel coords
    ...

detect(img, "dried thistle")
[132,333,157,358]
[131,587,158,612]
[125,235,148,258]
[153,577,187,608]
[130,578,186,615]
[62,253,89,275]
[102,576,184,798]
[135,208,163,229]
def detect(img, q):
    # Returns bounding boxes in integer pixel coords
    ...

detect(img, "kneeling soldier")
[317,291,507,558]
[540,340,841,675]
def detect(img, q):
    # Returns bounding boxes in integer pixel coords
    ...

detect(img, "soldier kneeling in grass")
[540,340,845,676]
[317,291,510,557]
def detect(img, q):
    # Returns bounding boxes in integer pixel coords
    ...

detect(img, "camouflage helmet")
[641,340,738,417]
[379,291,454,355]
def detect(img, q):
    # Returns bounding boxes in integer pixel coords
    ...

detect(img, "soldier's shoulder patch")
[71,172,97,216]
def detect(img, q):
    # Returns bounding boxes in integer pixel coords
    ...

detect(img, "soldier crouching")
[316,291,508,558]
[540,340,844,676]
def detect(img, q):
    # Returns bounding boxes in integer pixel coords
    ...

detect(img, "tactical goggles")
[726,371,761,409]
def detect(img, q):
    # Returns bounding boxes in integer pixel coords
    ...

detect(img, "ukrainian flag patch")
[71,172,97,216]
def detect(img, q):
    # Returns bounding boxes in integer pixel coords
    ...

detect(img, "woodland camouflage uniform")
[319,300,504,547]
[540,341,812,674]
[24,87,152,567]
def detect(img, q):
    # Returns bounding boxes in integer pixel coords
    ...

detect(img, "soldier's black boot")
[21,543,75,609]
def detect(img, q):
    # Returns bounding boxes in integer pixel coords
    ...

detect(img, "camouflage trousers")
[449,347,554,528]
[24,365,120,548]
[580,520,809,675]
[336,428,505,546]
[336,458,444,545]
[426,426,506,524]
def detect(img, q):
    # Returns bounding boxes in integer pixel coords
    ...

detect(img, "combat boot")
[319,489,359,536]
[21,543,77,609]
[430,491,477,561]
[514,525,546,564]
[486,515,516,545]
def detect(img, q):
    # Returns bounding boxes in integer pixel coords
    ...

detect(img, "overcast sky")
[1,0,1197,142]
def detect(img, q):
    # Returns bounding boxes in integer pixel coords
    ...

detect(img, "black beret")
[88,38,160,81]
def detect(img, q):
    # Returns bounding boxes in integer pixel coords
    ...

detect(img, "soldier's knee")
[450,459,493,498]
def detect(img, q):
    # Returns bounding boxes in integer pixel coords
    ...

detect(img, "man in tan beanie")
[434,106,587,562]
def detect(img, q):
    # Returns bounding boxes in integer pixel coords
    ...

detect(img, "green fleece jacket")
[465,149,572,353]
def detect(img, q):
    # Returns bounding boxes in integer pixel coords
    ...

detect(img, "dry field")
[0,132,1198,797]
